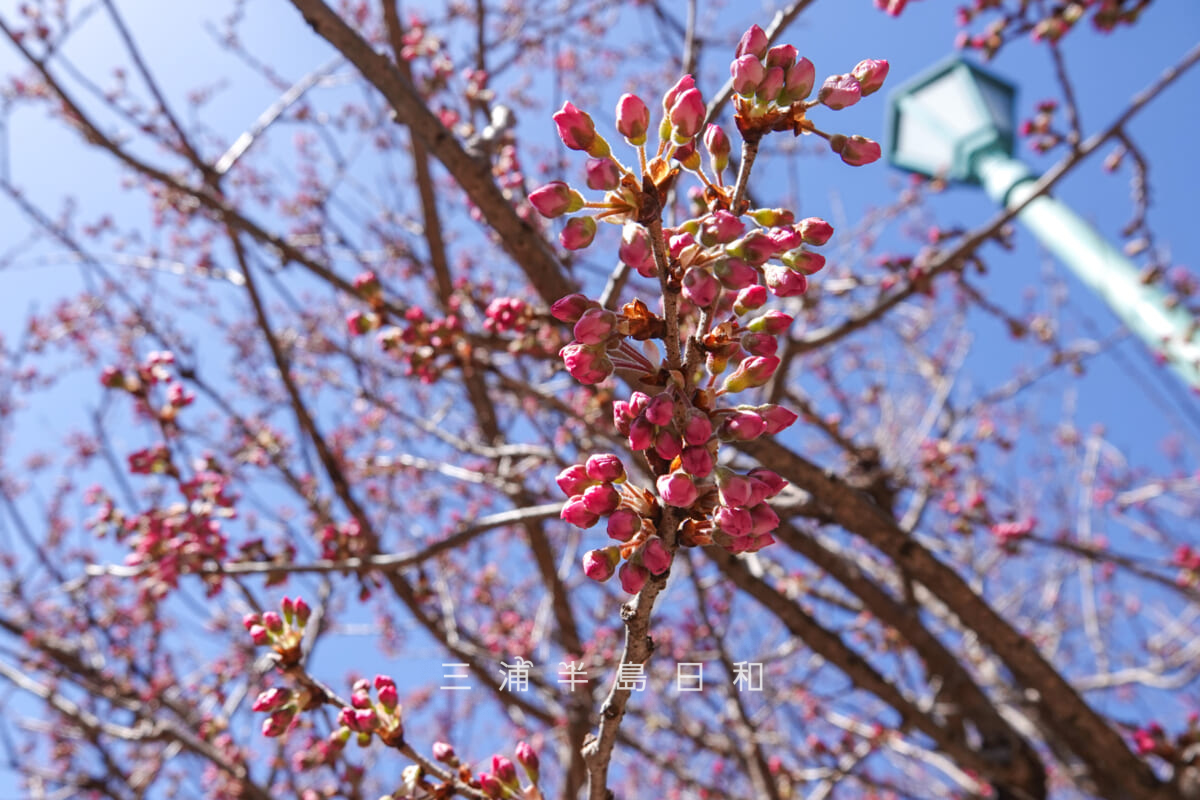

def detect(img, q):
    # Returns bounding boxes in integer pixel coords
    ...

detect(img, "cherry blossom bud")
[553,102,597,151]
[629,392,651,416]
[573,307,618,344]
[734,285,769,315]
[713,258,759,290]
[516,741,540,783]
[727,230,779,266]
[672,139,702,171]
[619,560,650,594]
[669,87,706,142]
[781,248,826,275]
[681,445,715,477]
[818,75,862,110]
[615,93,650,145]
[748,207,795,227]
[654,429,682,461]
[736,25,769,60]
[253,687,292,713]
[478,772,504,799]
[628,416,655,451]
[582,483,621,515]
[613,401,634,435]
[375,677,399,711]
[730,55,765,97]
[764,264,809,298]
[714,505,753,537]
[641,536,673,575]
[585,157,621,191]
[645,393,675,426]
[768,44,798,70]
[620,222,656,276]
[759,404,799,434]
[669,230,697,258]
[607,509,642,542]
[798,217,834,246]
[351,678,372,708]
[242,613,261,631]
[347,310,379,336]
[551,293,596,324]
[750,503,780,535]
[559,342,612,384]
[354,708,379,732]
[683,409,713,445]
[741,331,778,357]
[249,625,270,645]
[493,756,519,790]
[767,226,805,252]
[561,216,597,250]
[682,267,721,308]
[561,495,600,528]
[745,477,771,508]
[830,134,882,166]
[586,453,626,483]
[748,468,787,498]
[293,597,311,626]
[557,464,594,496]
[723,409,768,441]
[262,709,294,737]
[783,58,816,101]
[756,66,785,104]
[433,742,458,764]
[529,181,584,218]
[703,124,731,175]
[662,74,696,114]
[657,471,699,507]
[722,355,781,393]
[701,210,745,245]
[262,611,284,634]
[851,59,890,96]
[716,468,754,507]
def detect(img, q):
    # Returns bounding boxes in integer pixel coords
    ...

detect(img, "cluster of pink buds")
[336,675,404,747]
[474,742,541,799]
[1173,545,1200,587]
[1019,99,1062,154]
[374,305,466,383]
[483,296,533,334]
[100,350,195,427]
[253,684,318,739]
[244,596,310,666]
[989,517,1036,552]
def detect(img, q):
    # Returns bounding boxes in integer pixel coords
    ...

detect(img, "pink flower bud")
[559,342,613,384]
[683,409,713,445]
[249,625,269,645]
[353,708,379,732]
[767,226,805,252]
[293,597,311,625]
[629,392,651,416]
[783,58,816,101]
[758,404,799,434]
[529,181,584,218]
[713,258,759,290]
[830,134,882,167]
[433,742,458,763]
[669,87,706,142]
[613,400,634,435]
[493,756,519,789]
[851,59,890,97]
[748,207,795,227]
[701,209,745,245]
[781,248,826,275]
[561,495,600,529]
[748,468,787,498]
[703,124,731,175]
[580,551,619,582]
[478,772,504,799]
[672,139,701,171]
[252,687,292,713]
[722,355,781,393]
[573,307,618,345]
[553,101,597,151]
[669,230,697,259]
[818,74,862,110]
[616,93,650,145]
[730,55,765,97]
[734,285,769,315]
[619,222,655,275]
[764,264,809,298]
[736,25,769,60]
[657,471,699,507]
[262,709,294,737]
[723,409,768,441]
[561,216,597,250]
[641,536,673,575]
[654,429,683,460]
[582,483,621,515]
[644,393,675,426]
[766,44,797,70]
[585,157,621,191]
[798,217,834,246]
[682,267,721,308]
[262,611,284,634]
[586,453,626,483]
[662,75,696,112]
[516,741,540,782]
[628,416,655,451]
[242,613,261,631]
[556,464,594,497]
[607,509,642,542]
[756,66,785,104]
[714,505,753,537]
[741,331,778,357]
[681,445,715,477]
[727,230,779,266]
[376,680,399,711]
[551,293,597,324]
[749,503,780,535]
[618,560,650,594]
[346,310,379,336]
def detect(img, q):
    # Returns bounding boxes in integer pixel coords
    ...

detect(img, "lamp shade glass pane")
[911,67,987,139]
[894,101,952,176]
[974,76,1014,134]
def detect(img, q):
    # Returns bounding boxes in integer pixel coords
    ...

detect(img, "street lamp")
[886,58,1200,390]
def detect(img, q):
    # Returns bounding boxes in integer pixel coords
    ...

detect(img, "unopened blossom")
[657,471,699,507]
[734,285,769,314]
[493,756,520,790]
[478,772,505,799]
[818,74,862,110]
[681,445,715,477]
[619,222,655,276]
[653,429,682,460]
[766,44,798,70]
[516,741,540,783]
[783,57,816,101]
[585,157,621,191]
[529,181,583,218]
[573,307,618,344]
[669,87,706,142]
[703,124,731,174]
[756,66,785,104]
[433,742,458,764]
[581,483,621,515]
[759,404,799,434]
[723,408,768,441]
[619,560,650,594]
[556,464,593,496]
[252,687,292,713]
[730,55,765,97]
[561,495,600,528]
[682,267,721,307]
[615,93,650,145]
[764,263,809,297]
[607,509,642,542]
[550,293,596,323]
[746,310,794,335]
[715,505,753,537]
[644,393,675,426]
[741,331,778,357]
[586,453,626,483]
[852,59,890,96]
[701,209,745,245]
[714,257,759,290]
[716,468,754,507]
[782,248,827,275]
[559,342,612,384]
[561,216,597,250]
[553,102,597,151]
[798,217,834,246]
[736,24,769,60]
[830,134,882,166]
[682,409,714,445]
[641,536,672,575]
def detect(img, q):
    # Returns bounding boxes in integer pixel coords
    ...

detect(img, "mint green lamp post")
[886,58,1200,390]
